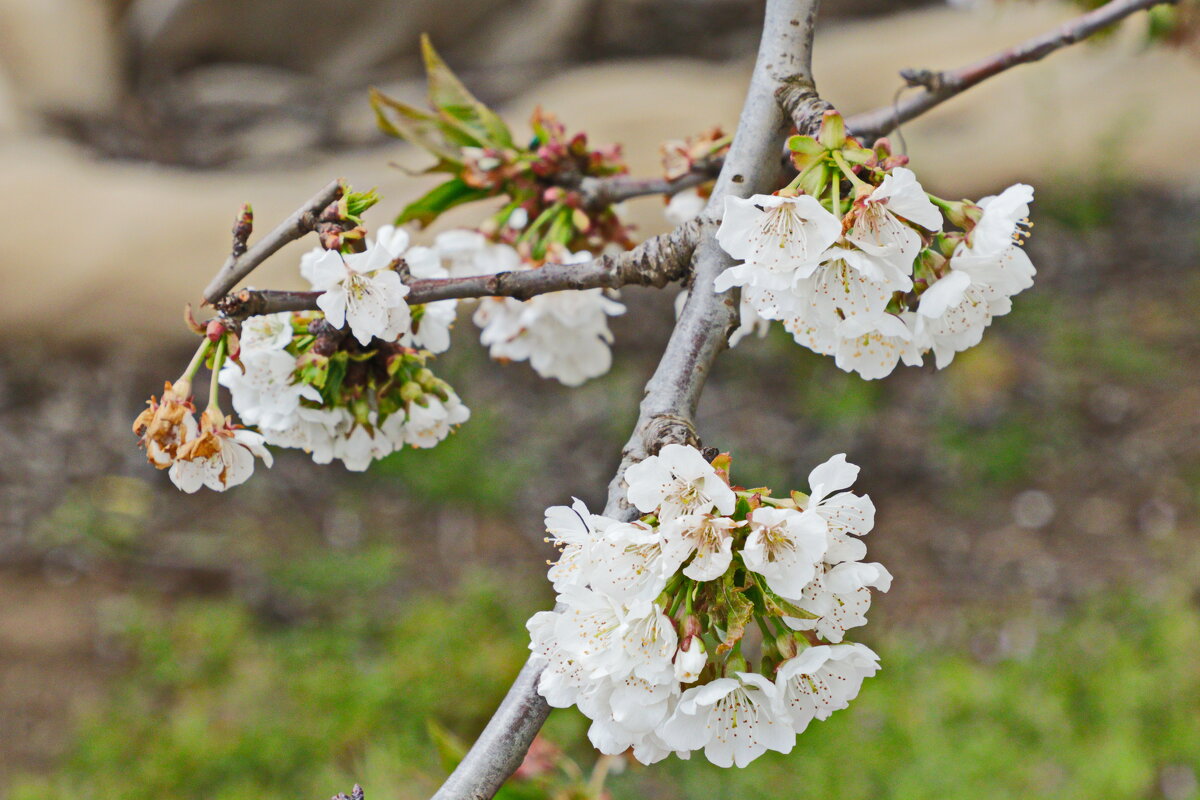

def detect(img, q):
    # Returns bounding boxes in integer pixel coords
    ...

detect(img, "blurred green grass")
[11,574,1199,800]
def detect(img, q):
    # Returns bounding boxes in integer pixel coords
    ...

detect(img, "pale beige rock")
[0,0,122,117]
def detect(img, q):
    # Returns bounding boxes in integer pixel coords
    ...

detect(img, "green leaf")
[369,88,464,165]
[395,177,493,228]
[421,35,514,149]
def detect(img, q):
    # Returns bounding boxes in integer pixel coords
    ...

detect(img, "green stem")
[831,150,871,192]
[515,201,563,247]
[178,339,213,385]
[785,157,826,194]
[207,336,227,414]
[926,192,957,212]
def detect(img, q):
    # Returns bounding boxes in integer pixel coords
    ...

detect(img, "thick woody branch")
[846,0,1177,141]
[215,221,702,319]
[428,3,821,799]
[202,180,343,303]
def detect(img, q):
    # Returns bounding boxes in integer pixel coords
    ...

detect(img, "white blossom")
[169,412,272,493]
[786,560,892,643]
[381,229,459,353]
[830,312,924,380]
[844,166,941,271]
[673,638,707,684]
[741,507,827,598]
[219,349,321,431]
[434,229,488,277]
[714,194,842,292]
[238,312,294,351]
[805,453,875,565]
[542,497,602,592]
[624,443,736,520]
[659,672,794,767]
[966,183,1034,257]
[660,514,739,581]
[474,253,626,386]
[793,244,910,333]
[260,405,348,464]
[585,520,675,601]
[332,415,393,471]
[380,391,470,450]
[308,247,410,346]
[774,643,880,731]
[915,186,1036,368]
[588,677,679,757]
[611,599,679,683]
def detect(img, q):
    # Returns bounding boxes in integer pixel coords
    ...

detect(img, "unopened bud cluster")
[528,444,889,767]
[714,111,1036,378]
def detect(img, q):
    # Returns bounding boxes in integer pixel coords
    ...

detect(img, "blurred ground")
[1,1,1199,798]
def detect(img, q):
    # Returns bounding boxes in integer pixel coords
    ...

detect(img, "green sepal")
[395,177,494,228]
[796,161,830,197]
[295,351,330,389]
[345,188,381,219]
[759,580,818,621]
[787,134,823,155]
[818,110,847,149]
[840,142,874,166]
[716,577,754,655]
[733,494,753,522]
[321,352,349,404]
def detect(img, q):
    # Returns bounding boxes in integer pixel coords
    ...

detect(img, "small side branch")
[574,163,722,209]
[202,180,343,303]
[215,220,703,319]
[846,0,1178,141]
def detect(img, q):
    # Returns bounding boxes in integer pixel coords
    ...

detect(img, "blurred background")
[2,1,1199,798]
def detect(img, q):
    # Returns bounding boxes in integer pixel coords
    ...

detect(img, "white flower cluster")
[303,225,626,387]
[528,444,888,768]
[218,312,469,473]
[714,169,1035,379]
[471,246,626,386]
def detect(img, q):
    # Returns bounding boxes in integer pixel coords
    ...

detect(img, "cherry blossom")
[168,411,272,493]
[774,643,880,731]
[740,506,827,597]
[659,673,795,767]
[308,247,410,346]
[624,443,736,520]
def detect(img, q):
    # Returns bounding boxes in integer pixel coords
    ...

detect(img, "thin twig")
[845,0,1177,142]
[426,3,821,799]
[202,180,343,303]
[573,161,722,209]
[215,221,703,319]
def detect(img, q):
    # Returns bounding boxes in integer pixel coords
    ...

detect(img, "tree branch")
[427,2,821,798]
[845,0,1177,142]
[202,180,343,304]
[574,162,722,210]
[214,221,702,319]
